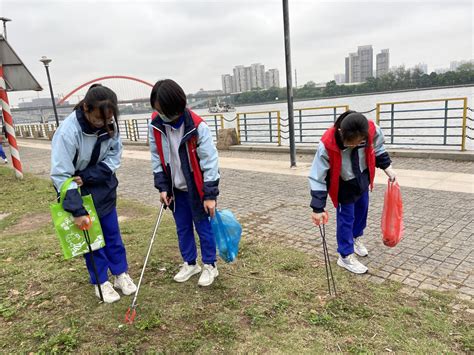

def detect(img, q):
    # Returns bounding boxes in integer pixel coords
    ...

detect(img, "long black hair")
[334,110,369,142]
[149,79,187,117]
[74,84,119,136]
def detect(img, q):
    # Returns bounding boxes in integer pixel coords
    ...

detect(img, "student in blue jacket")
[50,84,136,303]
[148,79,220,286]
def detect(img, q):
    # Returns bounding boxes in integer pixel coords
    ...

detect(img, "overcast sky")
[1,0,472,105]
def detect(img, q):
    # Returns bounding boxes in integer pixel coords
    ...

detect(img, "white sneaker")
[174,262,202,283]
[3,158,7,164]
[114,272,137,295]
[95,281,121,303]
[354,237,368,257]
[337,254,368,274]
[198,264,219,287]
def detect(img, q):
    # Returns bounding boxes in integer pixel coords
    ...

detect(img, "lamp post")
[282,0,296,167]
[39,56,60,127]
[0,17,11,40]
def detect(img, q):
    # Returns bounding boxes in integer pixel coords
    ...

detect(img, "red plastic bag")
[381,180,404,247]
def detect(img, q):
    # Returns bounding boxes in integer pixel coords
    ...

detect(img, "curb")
[227,145,474,161]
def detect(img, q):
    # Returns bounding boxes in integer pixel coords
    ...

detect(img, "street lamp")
[282,0,296,167]
[39,56,60,127]
[0,17,11,40]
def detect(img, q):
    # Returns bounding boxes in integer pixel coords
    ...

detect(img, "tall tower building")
[358,45,373,81]
[376,49,390,77]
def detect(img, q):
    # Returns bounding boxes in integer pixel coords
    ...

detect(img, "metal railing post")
[443,100,449,145]
[390,103,395,144]
[236,114,241,144]
[299,109,303,142]
[134,119,140,140]
[124,119,129,140]
[277,111,281,146]
[376,104,380,125]
[269,112,273,143]
[243,113,248,142]
[461,97,468,151]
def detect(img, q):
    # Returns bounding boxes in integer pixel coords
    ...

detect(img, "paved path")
[10,140,474,300]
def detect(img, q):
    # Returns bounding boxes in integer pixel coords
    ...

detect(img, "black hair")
[149,79,187,117]
[334,110,369,142]
[74,84,119,136]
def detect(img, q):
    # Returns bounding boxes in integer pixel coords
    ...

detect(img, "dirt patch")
[117,205,149,221]
[4,212,51,235]
[118,215,129,223]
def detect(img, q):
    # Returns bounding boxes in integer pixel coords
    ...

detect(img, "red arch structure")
[57,75,154,105]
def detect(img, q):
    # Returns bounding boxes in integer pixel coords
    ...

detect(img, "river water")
[120,86,473,150]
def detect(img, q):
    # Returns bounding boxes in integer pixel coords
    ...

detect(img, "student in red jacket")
[148,79,220,286]
[309,111,396,274]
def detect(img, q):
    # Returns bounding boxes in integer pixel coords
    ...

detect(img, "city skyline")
[222,63,280,94]
[2,1,472,105]
[14,55,472,107]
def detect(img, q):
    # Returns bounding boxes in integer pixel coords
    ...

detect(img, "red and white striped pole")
[0,63,23,179]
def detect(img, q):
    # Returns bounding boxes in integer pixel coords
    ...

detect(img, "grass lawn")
[0,166,472,353]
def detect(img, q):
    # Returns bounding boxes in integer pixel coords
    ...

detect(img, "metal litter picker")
[125,204,165,324]
[319,223,337,296]
[81,216,104,303]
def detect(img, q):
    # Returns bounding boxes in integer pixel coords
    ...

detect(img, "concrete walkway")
[8,140,474,301]
[18,140,474,194]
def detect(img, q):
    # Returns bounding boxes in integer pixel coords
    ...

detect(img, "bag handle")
[59,177,81,205]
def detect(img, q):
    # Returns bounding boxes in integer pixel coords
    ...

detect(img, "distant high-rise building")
[376,49,390,78]
[245,66,252,91]
[250,63,266,89]
[450,61,461,71]
[358,45,373,81]
[222,64,279,93]
[450,60,474,71]
[233,65,250,93]
[334,73,345,84]
[345,52,361,83]
[412,62,428,74]
[221,74,234,94]
[265,69,280,89]
[345,57,350,83]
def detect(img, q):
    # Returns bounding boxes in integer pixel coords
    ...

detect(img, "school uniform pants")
[336,190,369,257]
[172,189,216,265]
[83,207,128,284]
[0,144,6,160]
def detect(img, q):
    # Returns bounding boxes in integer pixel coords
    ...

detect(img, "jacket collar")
[151,109,197,141]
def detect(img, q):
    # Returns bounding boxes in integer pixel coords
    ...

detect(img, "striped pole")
[0,63,23,179]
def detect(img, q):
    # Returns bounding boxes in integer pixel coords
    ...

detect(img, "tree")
[229,65,473,105]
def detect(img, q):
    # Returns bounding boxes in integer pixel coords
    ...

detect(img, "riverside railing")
[11,97,472,151]
[376,98,469,151]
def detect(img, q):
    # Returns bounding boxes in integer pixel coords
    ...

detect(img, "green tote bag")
[50,177,105,260]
